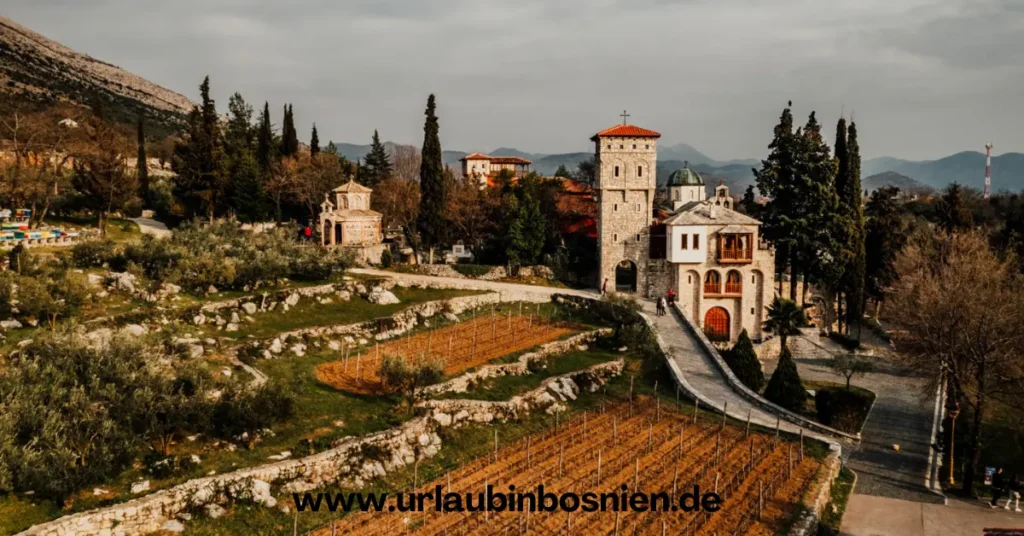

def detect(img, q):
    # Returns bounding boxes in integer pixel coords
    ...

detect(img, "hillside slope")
[0,16,192,131]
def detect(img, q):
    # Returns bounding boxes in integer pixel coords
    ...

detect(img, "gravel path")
[763,330,944,504]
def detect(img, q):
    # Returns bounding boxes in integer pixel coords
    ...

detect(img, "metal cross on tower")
[620,110,630,124]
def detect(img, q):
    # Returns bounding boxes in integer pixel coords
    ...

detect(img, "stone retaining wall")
[422,328,614,395]
[407,264,554,281]
[17,359,621,536]
[789,451,843,536]
[671,302,860,442]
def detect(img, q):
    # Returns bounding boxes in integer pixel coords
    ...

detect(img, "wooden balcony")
[724,282,743,294]
[703,282,721,295]
[717,233,754,264]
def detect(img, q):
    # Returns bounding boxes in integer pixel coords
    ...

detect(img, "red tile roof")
[460,153,492,161]
[590,124,662,140]
[487,156,532,165]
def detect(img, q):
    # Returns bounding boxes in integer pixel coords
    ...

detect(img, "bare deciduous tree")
[889,230,1024,494]
[71,121,137,235]
[389,144,421,183]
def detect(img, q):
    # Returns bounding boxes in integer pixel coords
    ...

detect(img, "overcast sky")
[5,0,1022,160]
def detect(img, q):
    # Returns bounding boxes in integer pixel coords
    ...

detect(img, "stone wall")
[788,451,843,536]
[410,264,554,281]
[17,359,622,536]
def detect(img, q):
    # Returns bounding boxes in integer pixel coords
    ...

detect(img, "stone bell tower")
[592,118,661,293]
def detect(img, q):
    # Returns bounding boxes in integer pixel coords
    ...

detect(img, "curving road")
[128,217,171,238]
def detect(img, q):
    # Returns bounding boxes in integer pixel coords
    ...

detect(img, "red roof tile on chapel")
[590,124,662,140]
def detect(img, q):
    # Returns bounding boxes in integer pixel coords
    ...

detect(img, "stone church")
[593,123,775,342]
[318,180,387,264]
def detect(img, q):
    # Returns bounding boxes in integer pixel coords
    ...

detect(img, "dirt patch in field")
[315,314,575,394]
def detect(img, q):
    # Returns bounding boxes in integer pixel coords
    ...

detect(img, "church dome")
[667,166,703,187]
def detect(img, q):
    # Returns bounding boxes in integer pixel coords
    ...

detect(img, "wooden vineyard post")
[491,308,496,341]
[799,429,804,461]
[788,445,793,478]
[472,318,477,360]
[722,401,728,428]
[584,412,587,440]
[559,443,564,477]
[414,459,419,488]
[613,417,617,445]
[426,329,432,355]
[485,479,490,522]
[447,332,453,362]
[758,480,763,520]
[714,472,720,494]
[527,436,531,469]
[648,423,653,453]
[749,437,754,468]
[331,520,336,536]
[678,427,684,460]
[629,376,634,401]
[597,449,602,485]
[693,399,699,424]
[673,466,679,495]
[446,472,451,494]
[355,352,361,382]
[634,457,639,491]
[656,398,660,422]
[715,432,721,466]
[775,416,781,441]
[494,429,498,464]
[343,343,349,373]
[746,410,752,437]
[653,380,658,395]
[614,511,620,536]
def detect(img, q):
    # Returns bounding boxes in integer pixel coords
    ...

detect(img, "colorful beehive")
[2,223,27,231]
[0,231,14,242]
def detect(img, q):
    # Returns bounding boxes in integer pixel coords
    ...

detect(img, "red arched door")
[704,307,730,341]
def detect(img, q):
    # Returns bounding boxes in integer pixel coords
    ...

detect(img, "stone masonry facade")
[595,135,657,293]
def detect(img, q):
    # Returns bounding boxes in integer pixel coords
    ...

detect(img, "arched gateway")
[703,307,730,341]
[615,260,637,293]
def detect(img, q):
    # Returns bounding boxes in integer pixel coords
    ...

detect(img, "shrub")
[379,354,445,407]
[0,271,15,320]
[380,248,393,268]
[452,264,491,278]
[764,347,807,413]
[723,329,765,392]
[0,334,211,504]
[212,382,295,450]
[829,353,873,390]
[70,239,120,268]
[827,332,862,351]
[815,387,874,433]
[618,323,661,361]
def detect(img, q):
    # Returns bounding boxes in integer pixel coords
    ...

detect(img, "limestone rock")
[242,302,258,315]
[285,293,300,307]
[207,285,219,295]
[290,343,306,357]
[230,311,240,324]
[193,314,206,326]
[119,324,146,337]
[367,287,400,305]
[269,338,283,354]
[86,273,105,286]
[130,480,150,494]
[443,312,459,323]
[188,344,205,359]
[0,319,23,330]
[204,504,226,519]
[226,323,239,332]
[160,520,185,532]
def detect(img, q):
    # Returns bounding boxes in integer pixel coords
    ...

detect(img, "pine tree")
[362,130,393,187]
[256,102,274,171]
[764,347,807,412]
[753,102,799,297]
[723,329,765,392]
[226,92,254,155]
[936,182,973,233]
[417,94,446,262]
[865,186,909,318]
[230,150,265,223]
[310,124,320,157]
[136,115,149,207]
[172,76,228,222]
[840,121,866,335]
[554,165,572,179]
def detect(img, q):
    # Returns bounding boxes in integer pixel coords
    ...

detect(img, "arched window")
[703,271,721,295]
[726,270,742,294]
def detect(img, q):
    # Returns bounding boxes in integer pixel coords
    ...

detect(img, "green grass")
[197,287,483,341]
[442,344,623,401]
[0,494,60,536]
[801,381,876,433]
[818,467,856,534]
[43,215,140,242]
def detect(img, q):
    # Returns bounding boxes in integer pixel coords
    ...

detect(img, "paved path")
[645,303,837,444]
[350,268,597,302]
[761,330,943,504]
[842,495,1024,535]
[128,217,171,238]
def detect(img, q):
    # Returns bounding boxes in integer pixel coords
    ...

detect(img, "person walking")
[667,288,676,305]
[1005,473,1022,512]
[601,278,608,296]
[657,296,667,316]
[991,467,1007,508]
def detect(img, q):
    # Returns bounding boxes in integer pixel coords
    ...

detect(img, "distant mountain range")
[334,140,1024,193]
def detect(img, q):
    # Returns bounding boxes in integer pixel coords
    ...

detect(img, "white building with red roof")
[459,153,532,186]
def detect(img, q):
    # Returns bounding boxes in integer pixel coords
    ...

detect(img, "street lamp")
[946,392,960,486]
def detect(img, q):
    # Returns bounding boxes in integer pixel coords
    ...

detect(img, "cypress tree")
[936,182,973,233]
[417,94,446,262]
[506,191,546,269]
[362,130,392,187]
[280,104,298,158]
[841,121,866,335]
[723,329,765,392]
[865,186,909,318]
[136,115,149,207]
[833,118,848,208]
[797,112,841,306]
[256,102,274,171]
[310,124,320,157]
[764,347,808,413]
